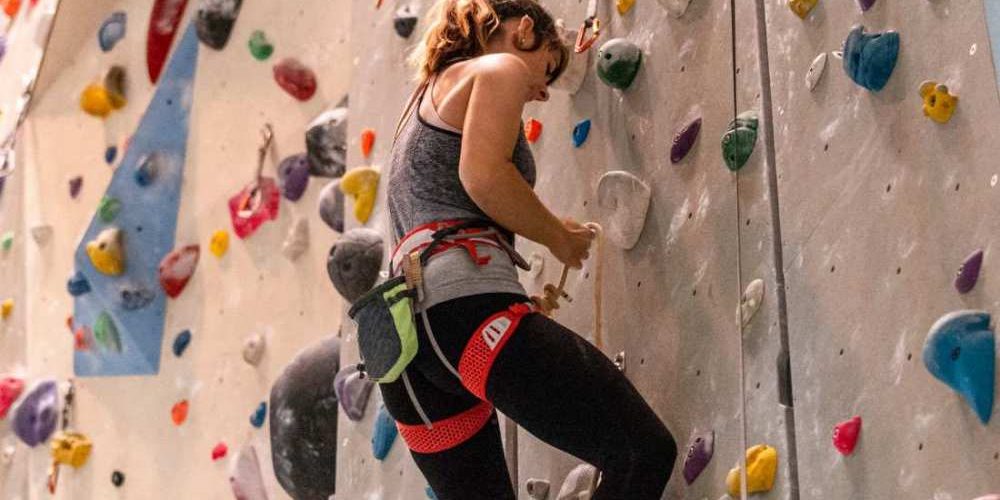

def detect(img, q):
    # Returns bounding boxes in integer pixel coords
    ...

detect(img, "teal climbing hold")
[596,38,642,90]
[372,404,398,461]
[250,402,266,428]
[843,25,900,92]
[722,111,759,171]
[67,272,91,297]
[573,119,591,148]
[172,329,191,357]
[923,310,995,424]
[425,486,438,499]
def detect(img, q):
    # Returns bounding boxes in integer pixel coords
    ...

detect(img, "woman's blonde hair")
[409,0,568,84]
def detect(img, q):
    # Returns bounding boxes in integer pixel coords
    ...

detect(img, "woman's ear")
[516,15,536,48]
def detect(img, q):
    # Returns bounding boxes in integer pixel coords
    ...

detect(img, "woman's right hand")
[547,219,595,269]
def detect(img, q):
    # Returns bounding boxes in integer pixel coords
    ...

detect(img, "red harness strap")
[396,400,494,454]
[458,303,536,401]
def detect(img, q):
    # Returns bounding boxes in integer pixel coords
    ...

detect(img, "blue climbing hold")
[172,330,192,357]
[99,11,127,53]
[67,272,91,297]
[426,486,438,499]
[250,402,267,428]
[134,153,164,187]
[372,404,398,461]
[573,119,591,148]
[105,146,118,165]
[843,25,900,92]
[923,310,995,424]
[120,286,155,310]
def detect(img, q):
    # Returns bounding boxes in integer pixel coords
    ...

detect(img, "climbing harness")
[574,0,602,53]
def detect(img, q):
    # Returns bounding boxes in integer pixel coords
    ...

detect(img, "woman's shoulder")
[461,53,532,83]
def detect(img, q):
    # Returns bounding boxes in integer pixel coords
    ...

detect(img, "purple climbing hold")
[954,249,983,294]
[334,364,374,421]
[12,380,58,447]
[857,0,876,12]
[69,176,83,198]
[98,11,126,52]
[277,153,311,201]
[0,35,7,62]
[671,117,702,164]
[682,429,714,485]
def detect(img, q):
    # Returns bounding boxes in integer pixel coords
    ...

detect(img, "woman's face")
[508,17,563,102]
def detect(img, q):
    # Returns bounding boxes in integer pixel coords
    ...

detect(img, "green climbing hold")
[596,38,642,90]
[248,30,274,61]
[1,231,12,251]
[722,111,759,171]
[93,311,122,352]
[98,196,122,223]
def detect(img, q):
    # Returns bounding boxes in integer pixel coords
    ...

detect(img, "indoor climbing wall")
[761,0,1000,498]
[8,0,351,497]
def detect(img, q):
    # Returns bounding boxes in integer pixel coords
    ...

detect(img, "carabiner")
[574,17,601,53]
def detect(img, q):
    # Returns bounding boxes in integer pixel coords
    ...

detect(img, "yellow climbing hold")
[726,444,778,497]
[209,230,230,257]
[51,431,93,468]
[788,0,817,19]
[1,299,12,320]
[919,81,958,124]
[616,0,635,15]
[339,166,380,224]
[86,228,125,276]
[80,84,115,118]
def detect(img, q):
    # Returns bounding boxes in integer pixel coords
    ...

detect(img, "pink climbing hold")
[212,442,228,461]
[0,377,25,419]
[228,178,281,239]
[158,244,200,298]
[832,416,862,456]
[273,58,317,101]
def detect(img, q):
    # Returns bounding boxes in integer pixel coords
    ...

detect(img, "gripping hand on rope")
[531,220,600,314]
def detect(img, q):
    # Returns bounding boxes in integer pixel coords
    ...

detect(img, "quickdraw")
[574,0,602,53]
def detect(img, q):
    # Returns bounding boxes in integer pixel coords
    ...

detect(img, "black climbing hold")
[306,98,349,178]
[196,0,244,50]
[111,470,125,487]
[394,5,418,38]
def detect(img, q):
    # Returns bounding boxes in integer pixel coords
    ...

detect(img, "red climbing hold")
[832,416,862,456]
[147,0,190,83]
[159,245,200,298]
[0,377,25,419]
[525,119,543,143]
[228,178,281,239]
[211,442,228,461]
[361,128,376,159]
[171,400,189,426]
[273,58,317,101]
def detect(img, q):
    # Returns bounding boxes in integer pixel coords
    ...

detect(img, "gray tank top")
[387,79,536,309]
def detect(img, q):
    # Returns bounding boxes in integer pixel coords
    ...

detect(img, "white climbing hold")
[659,0,693,18]
[613,352,626,373]
[229,444,268,500]
[527,252,544,278]
[557,463,599,500]
[526,478,550,500]
[30,224,53,245]
[1,438,14,466]
[737,279,765,327]
[242,334,266,366]
[596,171,652,250]
[550,20,589,95]
[282,218,309,261]
[805,52,828,91]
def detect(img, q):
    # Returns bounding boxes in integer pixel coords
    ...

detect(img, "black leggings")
[379,293,677,499]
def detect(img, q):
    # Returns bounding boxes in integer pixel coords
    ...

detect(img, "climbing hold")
[616,0,635,15]
[93,311,122,352]
[69,176,83,198]
[788,0,817,19]
[105,146,118,164]
[269,336,340,500]
[657,0,692,17]
[525,119,543,144]
[212,442,228,461]
[596,38,642,90]
[318,180,345,232]
[919,81,959,124]
[282,218,310,261]
[171,400,189,425]
[527,252,544,278]
[361,128,376,158]
[0,299,11,320]
[306,102,349,178]
[98,11,126,52]
[273,58,317,101]
[1,231,12,251]
[120,285,155,310]
[0,441,13,465]
[104,66,128,109]
[722,110,759,171]
[135,152,167,187]
[526,479,550,499]
[111,470,125,487]
[86,228,125,276]
[73,324,92,352]
[30,224,52,245]
[671,117,702,164]
[426,486,439,499]
[228,177,281,239]
[923,310,995,423]
[613,352,626,372]
[340,167,380,224]
[172,330,192,357]
[195,0,243,50]
[98,196,122,223]
[67,272,91,297]
[394,5,418,38]
[326,228,384,303]
[596,171,652,249]
[737,279,765,327]
[243,334,266,366]
[557,463,598,499]
[857,0,876,12]
[209,230,229,257]
[372,404,398,461]
[955,249,983,294]
[805,52,828,91]
[248,30,273,61]
[682,430,714,485]
[147,0,191,83]
[277,154,311,201]
[0,377,24,419]
[250,402,266,428]
[335,364,375,421]
[159,245,200,298]
[2,0,19,18]
[230,445,267,499]
[843,25,900,92]
[832,416,862,456]
[726,444,778,497]
[12,380,58,447]
[50,431,93,468]
[572,119,591,148]
[80,84,114,118]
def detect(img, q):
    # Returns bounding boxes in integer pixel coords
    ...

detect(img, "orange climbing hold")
[525,118,543,143]
[2,0,21,18]
[171,400,189,426]
[361,128,375,158]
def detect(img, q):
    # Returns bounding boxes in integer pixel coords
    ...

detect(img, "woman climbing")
[377,1,677,498]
